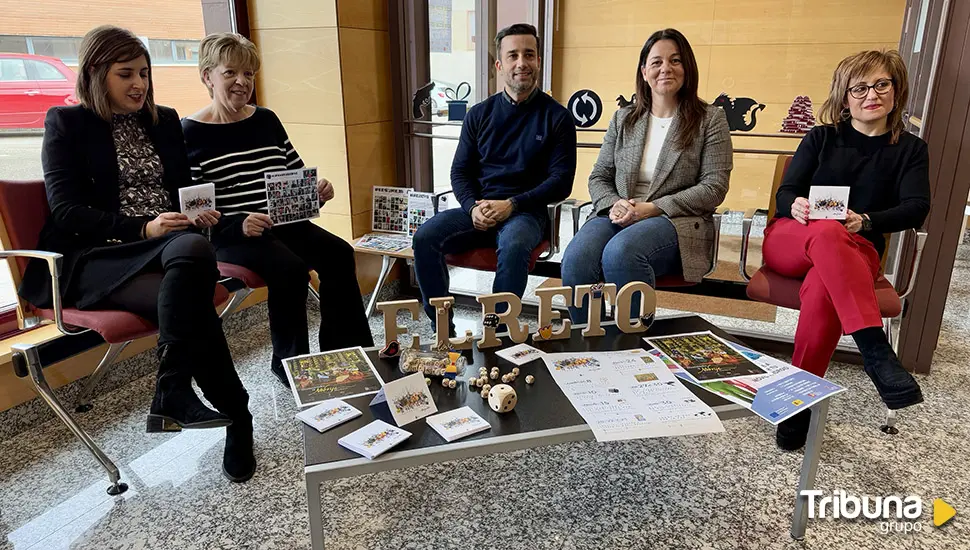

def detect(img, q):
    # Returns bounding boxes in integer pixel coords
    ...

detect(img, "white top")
[634,114,673,198]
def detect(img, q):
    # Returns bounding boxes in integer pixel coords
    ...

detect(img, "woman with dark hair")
[561,28,733,323]
[763,50,928,451]
[18,25,255,482]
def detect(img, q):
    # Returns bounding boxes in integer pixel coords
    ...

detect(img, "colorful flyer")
[338,419,411,459]
[372,186,409,234]
[282,346,384,408]
[808,186,850,220]
[648,341,846,425]
[265,167,320,225]
[380,372,438,426]
[644,331,767,383]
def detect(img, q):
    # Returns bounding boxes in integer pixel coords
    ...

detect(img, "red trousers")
[761,218,883,377]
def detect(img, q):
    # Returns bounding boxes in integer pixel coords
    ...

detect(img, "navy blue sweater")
[450,90,577,215]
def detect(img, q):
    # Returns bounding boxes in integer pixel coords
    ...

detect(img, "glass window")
[26,59,66,80]
[29,36,83,63]
[173,40,199,63]
[149,39,175,63]
[0,35,29,54]
[0,58,28,81]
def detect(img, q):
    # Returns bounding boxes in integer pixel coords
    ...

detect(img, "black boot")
[146,344,232,433]
[776,409,811,451]
[193,323,257,483]
[851,327,924,410]
[270,356,290,388]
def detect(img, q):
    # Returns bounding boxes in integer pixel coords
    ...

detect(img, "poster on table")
[407,191,435,237]
[542,349,724,442]
[644,331,767,383]
[372,186,409,234]
[282,346,384,408]
[265,167,320,225]
[646,337,846,425]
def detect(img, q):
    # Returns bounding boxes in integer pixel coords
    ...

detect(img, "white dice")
[487,384,517,413]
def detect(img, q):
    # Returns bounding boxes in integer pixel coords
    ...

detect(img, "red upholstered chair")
[216,261,267,319]
[739,156,927,432]
[435,191,566,273]
[0,179,231,495]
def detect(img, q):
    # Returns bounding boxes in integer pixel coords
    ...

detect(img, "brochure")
[338,419,411,459]
[426,406,490,442]
[644,331,767,383]
[495,343,544,366]
[282,347,384,408]
[178,183,216,221]
[294,399,362,432]
[265,167,320,225]
[380,372,438,426]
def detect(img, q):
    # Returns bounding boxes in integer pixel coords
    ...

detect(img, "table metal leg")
[306,473,325,550]
[365,256,397,318]
[791,400,830,540]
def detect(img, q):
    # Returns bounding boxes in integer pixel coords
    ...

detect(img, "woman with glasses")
[762,50,930,451]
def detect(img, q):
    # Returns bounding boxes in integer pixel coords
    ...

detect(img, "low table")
[352,235,414,318]
[302,314,830,549]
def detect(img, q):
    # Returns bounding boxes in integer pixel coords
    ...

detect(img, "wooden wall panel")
[553,0,716,48]
[336,0,388,31]
[283,123,352,216]
[249,0,336,30]
[251,28,345,126]
[339,28,394,126]
[346,122,397,215]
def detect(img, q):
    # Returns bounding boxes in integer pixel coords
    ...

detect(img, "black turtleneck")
[775,121,930,256]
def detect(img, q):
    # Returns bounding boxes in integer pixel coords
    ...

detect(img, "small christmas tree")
[780,96,815,133]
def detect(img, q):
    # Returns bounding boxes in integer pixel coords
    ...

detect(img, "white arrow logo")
[572,92,599,126]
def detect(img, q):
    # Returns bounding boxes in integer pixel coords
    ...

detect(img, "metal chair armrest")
[539,199,571,261]
[0,249,85,336]
[572,201,593,237]
[432,190,456,214]
[896,229,927,300]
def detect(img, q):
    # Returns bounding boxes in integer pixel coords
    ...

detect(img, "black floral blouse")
[112,112,171,217]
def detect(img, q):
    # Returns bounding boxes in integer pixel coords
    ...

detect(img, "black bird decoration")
[412,81,435,119]
[712,93,765,132]
[616,94,636,108]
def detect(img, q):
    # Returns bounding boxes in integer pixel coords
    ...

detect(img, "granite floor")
[1,254,969,549]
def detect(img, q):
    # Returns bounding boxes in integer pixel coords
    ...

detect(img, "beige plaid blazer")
[587,104,733,282]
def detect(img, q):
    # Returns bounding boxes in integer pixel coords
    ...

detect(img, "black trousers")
[214,221,374,367]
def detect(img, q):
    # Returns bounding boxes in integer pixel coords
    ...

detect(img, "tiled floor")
[1,250,969,549]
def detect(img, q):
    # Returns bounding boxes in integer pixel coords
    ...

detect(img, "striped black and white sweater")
[182,107,304,241]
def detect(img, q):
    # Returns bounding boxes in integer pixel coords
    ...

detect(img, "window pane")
[149,39,175,63]
[30,36,82,63]
[26,59,66,80]
[0,58,28,81]
[0,35,29,54]
[173,40,199,62]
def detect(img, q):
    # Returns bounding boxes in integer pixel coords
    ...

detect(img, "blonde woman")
[17,26,255,481]
[763,50,929,450]
[182,33,373,389]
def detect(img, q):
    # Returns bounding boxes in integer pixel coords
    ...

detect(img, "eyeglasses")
[847,79,893,99]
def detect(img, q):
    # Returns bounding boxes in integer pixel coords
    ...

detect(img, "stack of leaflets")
[355,232,412,253]
[338,420,411,459]
[426,406,490,442]
[495,343,543,366]
[295,399,362,433]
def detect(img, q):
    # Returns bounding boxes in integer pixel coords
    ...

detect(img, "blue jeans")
[412,208,545,329]
[561,215,680,323]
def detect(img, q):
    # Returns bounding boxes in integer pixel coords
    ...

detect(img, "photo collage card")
[265,167,320,226]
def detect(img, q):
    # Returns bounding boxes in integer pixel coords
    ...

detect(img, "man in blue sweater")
[413,23,577,330]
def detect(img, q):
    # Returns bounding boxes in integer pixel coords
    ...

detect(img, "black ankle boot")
[223,408,256,482]
[270,358,290,388]
[851,328,924,410]
[147,344,232,433]
[776,409,812,451]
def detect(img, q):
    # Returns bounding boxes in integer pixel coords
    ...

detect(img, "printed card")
[338,419,411,459]
[294,398,362,432]
[381,372,438,426]
[407,191,435,237]
[265,167,320,226]
[808,186,850,220]
[426,406,490,442]
[372,186,409,234]
[178,183,216,220]
[495,343,544,366]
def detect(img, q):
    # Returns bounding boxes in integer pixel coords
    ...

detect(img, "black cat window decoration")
[412,81,436,120]
[713,93,765,132]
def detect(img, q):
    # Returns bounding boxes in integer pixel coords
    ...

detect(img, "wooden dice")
[487,384,517,413]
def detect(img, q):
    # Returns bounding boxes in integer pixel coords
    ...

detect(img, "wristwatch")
[861,214,872,232]
[508,197,518,212]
